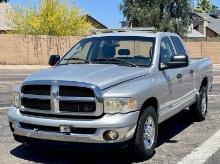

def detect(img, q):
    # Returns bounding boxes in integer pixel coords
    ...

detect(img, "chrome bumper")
[8,107,139,144]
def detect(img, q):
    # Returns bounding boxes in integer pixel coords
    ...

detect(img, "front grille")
[59,86,94,97]
[21,98,51,110]
[20,82,101,117]
[19,122,97,134]
[59,101,96,113]
[22,85,51,95]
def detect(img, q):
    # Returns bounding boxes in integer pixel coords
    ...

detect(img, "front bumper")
[8,107,139,144]
[13,134,132,150]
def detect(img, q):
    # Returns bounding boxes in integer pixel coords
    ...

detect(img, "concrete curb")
[0,107,10,113]
[214,64,220,68]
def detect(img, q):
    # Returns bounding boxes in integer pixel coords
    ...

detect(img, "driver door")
[159,37,182,120]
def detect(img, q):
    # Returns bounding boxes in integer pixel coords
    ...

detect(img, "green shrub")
[9,0,91,36]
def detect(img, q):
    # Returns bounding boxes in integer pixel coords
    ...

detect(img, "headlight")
[104,98,137,114]
[12,92,20,108]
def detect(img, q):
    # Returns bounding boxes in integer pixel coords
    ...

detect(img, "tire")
[132,106,158,160]
[189,85,208,121]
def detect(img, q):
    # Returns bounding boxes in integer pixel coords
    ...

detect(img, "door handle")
[177,73,182,79]
[190,69,194,74]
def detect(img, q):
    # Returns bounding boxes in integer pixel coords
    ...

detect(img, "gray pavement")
[0,67,220,164]
[205,150,220,164]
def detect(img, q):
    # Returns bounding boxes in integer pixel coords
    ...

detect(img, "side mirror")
[48,55,60,66]
[171,55,188,62]
[160,55,189,70]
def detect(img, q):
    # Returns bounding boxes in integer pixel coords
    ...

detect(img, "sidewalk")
[214,64,220,69]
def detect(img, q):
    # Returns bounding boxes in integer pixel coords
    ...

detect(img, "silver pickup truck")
[8,31,213,160]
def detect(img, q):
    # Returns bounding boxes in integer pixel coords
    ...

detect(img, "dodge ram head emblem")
[51,85,59,112]
[52,89,58,98]
[52,80,58,85]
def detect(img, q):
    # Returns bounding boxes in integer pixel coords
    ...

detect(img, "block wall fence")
[0,34,220,65]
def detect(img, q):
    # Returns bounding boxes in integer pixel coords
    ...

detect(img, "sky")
[9,0,220,29]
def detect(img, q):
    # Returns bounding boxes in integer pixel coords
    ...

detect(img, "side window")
[170,36,186,55]
[160,37,175,63]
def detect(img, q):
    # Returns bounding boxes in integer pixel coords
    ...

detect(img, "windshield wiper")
[64,57,86,61]
[92,58,138,67]
[64,57,90,63]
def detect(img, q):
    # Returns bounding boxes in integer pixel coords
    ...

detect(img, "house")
[192,11,220,37]
[84,14,107,29]
[186,28,205,38]
[0,3,12,33]
[0,3,107,33]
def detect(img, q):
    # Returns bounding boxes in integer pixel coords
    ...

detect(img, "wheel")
[189,85,208,121]
[133,106,158,160]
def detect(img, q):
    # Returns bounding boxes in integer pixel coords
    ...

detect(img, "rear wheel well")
[140,97,158,116]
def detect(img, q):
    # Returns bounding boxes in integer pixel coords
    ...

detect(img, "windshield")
[58,36,156,67]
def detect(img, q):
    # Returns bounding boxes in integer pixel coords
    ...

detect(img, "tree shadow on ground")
[10,109,196,164]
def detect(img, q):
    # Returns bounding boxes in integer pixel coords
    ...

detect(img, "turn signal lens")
[12,92,20,108]
[128,98,137,110]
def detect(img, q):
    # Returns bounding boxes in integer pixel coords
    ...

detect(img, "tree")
[9,0,91,36]
[212,5,218,11]
[0,0,9,2]
[194,0,213,13]
[120,0,192,36]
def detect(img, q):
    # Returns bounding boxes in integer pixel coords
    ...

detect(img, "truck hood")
[24,64,151,90]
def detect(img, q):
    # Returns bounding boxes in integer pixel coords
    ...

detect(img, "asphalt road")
[0,67,220,164]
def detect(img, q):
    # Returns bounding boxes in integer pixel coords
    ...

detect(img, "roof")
[86,31,180,39]
[207,19,220,35]
[195,13,214,21]
[210,10,220,18]
[194,12,220,35]
[85,14,108,29]
[0,3,12,31]
[89,32,159,38]
[186,29,205,38]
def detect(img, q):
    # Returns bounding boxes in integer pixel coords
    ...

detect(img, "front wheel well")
[140,97,158,116]
[201,77,208,88]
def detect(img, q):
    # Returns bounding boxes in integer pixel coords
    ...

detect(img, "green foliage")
[120,0,192,36]
[0,0,9,2]
[9,0,91,36]
[194,0,214,13]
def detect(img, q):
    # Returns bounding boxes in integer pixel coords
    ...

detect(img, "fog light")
[60,125,71,133]
[103,130,118,141]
